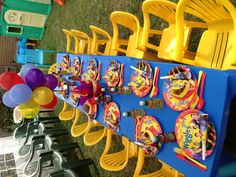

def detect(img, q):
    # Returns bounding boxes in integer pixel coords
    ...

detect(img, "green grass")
[53,99,162,177]
[39,1,236,176]
[40,0,144,55]
[39,1,184,176]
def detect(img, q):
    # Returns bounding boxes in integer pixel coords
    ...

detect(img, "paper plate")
[104,102,120,132]
[130,61,153,97]
[60,54,70,74]
[163,67,198,111]
[136,115,163,155]
[175,109,216,159]
[71,57,83,78]
[82,100,98,120]
[104,60,120,87]
[82,59,98,81]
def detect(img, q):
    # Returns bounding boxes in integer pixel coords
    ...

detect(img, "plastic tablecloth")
[56,53,236,177]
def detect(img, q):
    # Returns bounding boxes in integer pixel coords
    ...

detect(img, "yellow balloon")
[18,99,40,118]
[32,87,54,105]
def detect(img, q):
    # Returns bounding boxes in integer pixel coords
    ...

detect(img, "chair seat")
[71,122,89,137]
[100,149,128,171]
[59,109,75,121]
[13,124,27,139]
[83,123,107,146]
[18,144,31,157]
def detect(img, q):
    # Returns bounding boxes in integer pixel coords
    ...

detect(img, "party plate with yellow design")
[136,115,162,155]
[129,61,153,97]
[175,109,216,160]
[104,60,121,87]
[162,66,198,111]
[104,102,120,132]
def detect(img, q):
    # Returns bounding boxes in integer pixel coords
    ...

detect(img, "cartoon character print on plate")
[175,109,216,160]
[129,61,153,97]
[82,100,98,120]
[136,115,162,155]
[104,60,121,87]
[81,59,101,82]
[70,57,83,79]
[104,102,120,132]
[59,81,69,100]
[60,54,70,74]
[162,66,198,111]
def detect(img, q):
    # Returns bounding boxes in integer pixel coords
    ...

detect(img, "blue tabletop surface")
[56,53,236,177]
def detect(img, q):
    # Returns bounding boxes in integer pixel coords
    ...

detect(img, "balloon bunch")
[0,64,58,119]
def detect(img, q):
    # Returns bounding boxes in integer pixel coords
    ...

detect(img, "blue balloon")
[9,84,32,104]
[19,63,36,80]
[3,91,18,108]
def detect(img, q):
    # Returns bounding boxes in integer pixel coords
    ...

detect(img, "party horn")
[149,67,159,97]
[97,61,102,81]
[173,147,207,171]
[199,118,207,160]
[118,64,124,87]
[130,66,147,75]
[79,60,84,76]
[176,153,206,171]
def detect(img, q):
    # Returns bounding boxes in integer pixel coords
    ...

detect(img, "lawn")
[40,1,165,177]
[39,0,236,177]
[40,0,147,54]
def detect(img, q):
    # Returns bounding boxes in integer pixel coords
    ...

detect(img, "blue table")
[56,53,236,177]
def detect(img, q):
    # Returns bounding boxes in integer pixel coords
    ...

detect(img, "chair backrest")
[62,29,78,54]
[110,11,143,58]
[71,30,92,54]
[176,0,236,69]
[121,136,138,157]
[90,25,112,55]
[142,0,194,62]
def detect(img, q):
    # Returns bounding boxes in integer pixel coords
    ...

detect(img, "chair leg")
[71,109,89,137]
[133,148,145,177]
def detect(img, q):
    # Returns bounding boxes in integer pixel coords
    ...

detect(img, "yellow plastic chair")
[133,148,185,177]
[176,0,236,69]
[141,0,207,63]
[110,11,156,59]
[62,29,80,54]
[83,121,107,146]
[99,129,138,171]
[70,29,92,54]
[81,26,111,145]
[90,25,112,55]
[59,102,75,121]
[141,0,184,62]
[48,63,57,75]
[71,109,90,137]
[13,106,23,123]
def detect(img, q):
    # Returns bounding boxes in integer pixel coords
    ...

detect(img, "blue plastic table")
[56,53,236,177]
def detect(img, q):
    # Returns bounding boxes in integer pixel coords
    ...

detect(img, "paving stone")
[0,154,4,161]
[0,164,7,171]
[0,170,8,176]
[6,159,16,168]
[5,153,14,160]
[8,169,17,176]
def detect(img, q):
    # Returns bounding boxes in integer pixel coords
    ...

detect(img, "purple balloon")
[25,68,45,89]
[2,91,18,108]
[19,63,36,80]
[9,84,32,104]
[44,74,58,90]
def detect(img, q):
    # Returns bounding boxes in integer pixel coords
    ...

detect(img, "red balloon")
[41,95,58,109]
[0,72,24,90]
